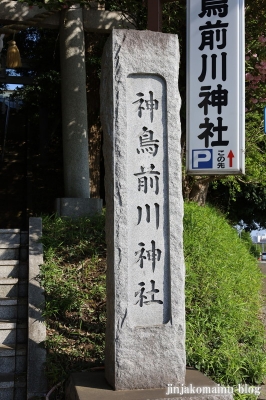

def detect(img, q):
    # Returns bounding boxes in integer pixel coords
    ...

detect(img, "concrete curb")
[65,369,233,400]
[27,217,47,399]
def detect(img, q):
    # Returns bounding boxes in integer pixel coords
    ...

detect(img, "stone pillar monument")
[56,4,102,217]
[101,29,186,390]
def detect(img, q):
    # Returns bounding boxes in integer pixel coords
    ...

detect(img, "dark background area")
[0,104,64,228]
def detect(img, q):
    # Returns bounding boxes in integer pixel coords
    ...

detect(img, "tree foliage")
[10,27,61,130]
[184,202,266,386]
[17,0,98,10]
[206,0,266,228]
[13,0,266,227]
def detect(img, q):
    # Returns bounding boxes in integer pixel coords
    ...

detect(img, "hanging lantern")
[6,40,22,68]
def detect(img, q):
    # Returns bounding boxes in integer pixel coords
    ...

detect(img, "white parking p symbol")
[192,150,212,169]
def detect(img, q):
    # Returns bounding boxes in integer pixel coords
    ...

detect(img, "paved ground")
[258,262,266,400]
[258,262,266,323]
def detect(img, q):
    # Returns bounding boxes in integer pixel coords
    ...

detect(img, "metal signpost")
[186,0,245,175]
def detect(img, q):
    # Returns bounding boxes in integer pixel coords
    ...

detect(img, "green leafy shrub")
[184,202,266,386]
[41,205,266,397]
[40,213,106,388]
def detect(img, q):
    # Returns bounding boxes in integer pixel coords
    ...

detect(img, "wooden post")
[147,0,176,32]
[147,0,162,32]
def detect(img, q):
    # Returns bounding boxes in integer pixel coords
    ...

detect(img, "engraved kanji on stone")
[135,242,146,269]
[137,126,159,156]
[134,282,146,307]
[145,91,159,122]
[135,240,162,272]
[137,203,160,229]
[132,91,158,122]
[134,164,160,195]
[132,92,145,118]
[134,280,163,307]
[198,84,228,115]
[198,52,227,82]
[199,0,228,18]
[199,20,228,51]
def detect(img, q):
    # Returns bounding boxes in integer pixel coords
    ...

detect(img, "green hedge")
[184,202,266,386]
[41,204,266,394]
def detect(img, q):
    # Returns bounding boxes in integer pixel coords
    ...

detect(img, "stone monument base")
[65,368,233,400]
[55,198,102,218]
